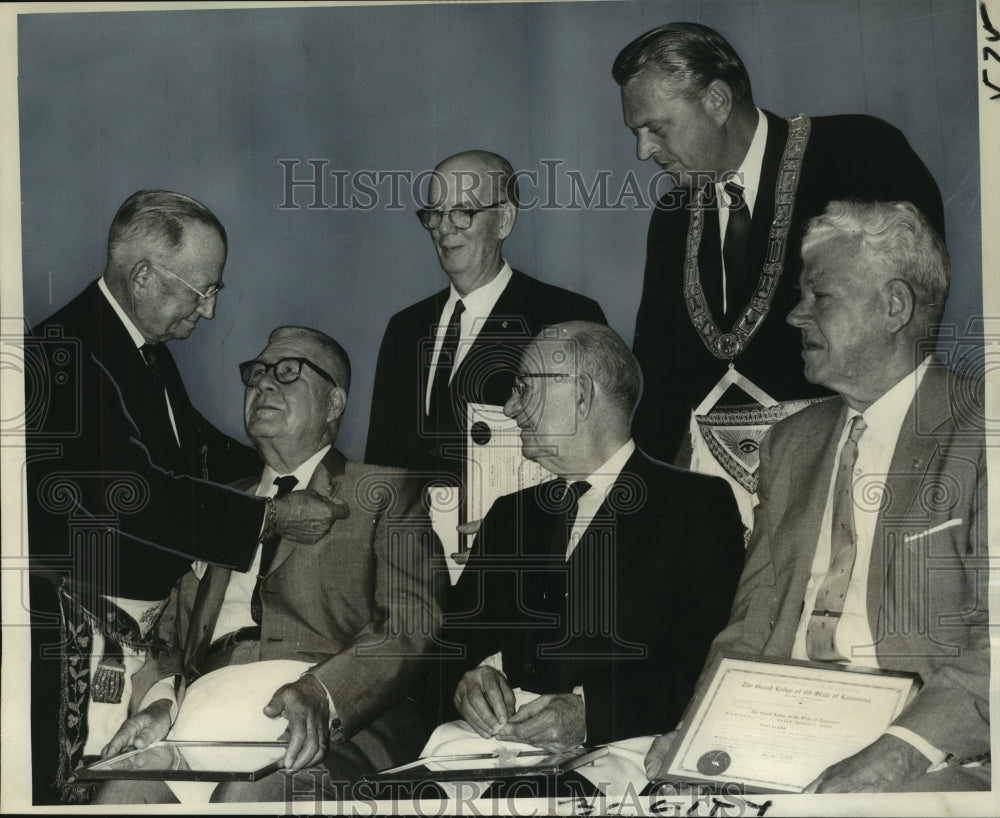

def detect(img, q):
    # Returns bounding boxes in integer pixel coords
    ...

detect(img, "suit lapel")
[867,364,952,621]
[265,448,347,577]
[765,399,846,651]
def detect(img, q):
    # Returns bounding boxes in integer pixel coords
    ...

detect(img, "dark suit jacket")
[25,281,265,600]
[443,449,746,745]
[632,112,945,464]
[365,269,606,475]
[147,448,442,747]
[706,364,989,759]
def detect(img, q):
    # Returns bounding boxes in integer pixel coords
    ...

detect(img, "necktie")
[806,415,868,661]
[250,475,299,626]
[429,299,466,419]
[138,342,180,452]
[722,181,750,322]
[542,479,593,612]
[549,479,593,559]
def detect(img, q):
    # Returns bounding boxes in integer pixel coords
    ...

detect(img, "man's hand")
[273,489,349,543]
[644,730,679,779]
[100,698,172,758]
[803,733,931,793]
[454,666,516,738]
[264,675,331,771]
[494,693,586,753]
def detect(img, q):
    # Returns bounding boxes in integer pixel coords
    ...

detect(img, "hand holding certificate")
[653,654,919,793]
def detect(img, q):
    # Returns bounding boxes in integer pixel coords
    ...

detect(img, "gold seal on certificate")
[658,653,920,793]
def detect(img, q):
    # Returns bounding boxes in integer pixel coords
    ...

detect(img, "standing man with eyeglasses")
[365,150,606,479]
[24,190,342,803]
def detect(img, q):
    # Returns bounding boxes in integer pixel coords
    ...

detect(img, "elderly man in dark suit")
[613,23,944,526]
[365,150,606,479]
[94,326,441,804]
[25,190,339,803]
[645,201,990,793]
[445,322,745,749]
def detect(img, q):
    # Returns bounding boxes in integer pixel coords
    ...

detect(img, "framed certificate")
[74,740,286,782]
[657,653,920,794]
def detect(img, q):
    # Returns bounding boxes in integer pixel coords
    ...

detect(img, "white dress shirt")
[565,438,637,560]
[715,107,767,315]
[210,444,331,642]
[424,261,514,414]
[791,358,941,763]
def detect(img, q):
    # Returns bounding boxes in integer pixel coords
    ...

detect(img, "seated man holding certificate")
[93,326,441,803]
[645,201,990,793]
[442,322,746,751]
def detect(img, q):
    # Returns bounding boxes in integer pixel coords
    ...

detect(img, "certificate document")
[464,402,554,523]
[662,653,919,793]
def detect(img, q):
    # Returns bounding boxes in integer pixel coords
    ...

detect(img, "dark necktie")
[722,181,750,322]
[429,299,466,419]
[806,415,868,661]
[250,475,299,626]
[549,479,593,559]
[138,342,179,451]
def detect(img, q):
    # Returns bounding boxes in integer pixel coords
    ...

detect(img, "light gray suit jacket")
[143,447,442,743]
[706,363,989,760]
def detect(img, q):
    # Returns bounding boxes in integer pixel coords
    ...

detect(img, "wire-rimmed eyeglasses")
[415,203,507,231]
[511,372,571,398]
[239,357,339,388]
[146,259,225,303]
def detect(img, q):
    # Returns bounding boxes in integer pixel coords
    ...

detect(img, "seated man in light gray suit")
[645,201,989,793]
[95,326,441,803]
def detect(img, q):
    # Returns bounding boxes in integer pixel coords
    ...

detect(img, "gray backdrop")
[18,0,981,460]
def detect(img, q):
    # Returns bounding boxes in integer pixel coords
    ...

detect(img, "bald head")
[422,150,519,296]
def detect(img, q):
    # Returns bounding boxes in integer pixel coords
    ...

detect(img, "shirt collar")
[446,260,512,317]
[258,444,332,495]
[852,357,933,443]
[718,107,767,214]
[575,439,637,498]
[98,276,147,349]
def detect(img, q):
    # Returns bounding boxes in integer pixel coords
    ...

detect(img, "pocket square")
[903,519,963,543]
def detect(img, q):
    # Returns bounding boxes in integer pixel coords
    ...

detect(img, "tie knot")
[553,479,591,506]
[847,415,868,443]
[273,475,299,499]
[140,343,159,368]
[723,181,746,209]
[453,299,466,317]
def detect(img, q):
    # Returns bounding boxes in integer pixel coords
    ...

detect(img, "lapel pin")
[501,320,508,329]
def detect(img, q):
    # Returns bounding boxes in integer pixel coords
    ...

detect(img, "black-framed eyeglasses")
[511,372,571,398]
[239,357,338,388]
[146,259,225,303]
[415,203,507,231]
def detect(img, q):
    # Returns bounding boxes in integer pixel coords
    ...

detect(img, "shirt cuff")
[301,672,340,731]
[884,726,947,767]
[138,677,180,724]
[573,685,586,743]
[478,651,505,677]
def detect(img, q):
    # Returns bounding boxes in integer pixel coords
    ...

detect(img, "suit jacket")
[26,280,264,600]
[365,268,606,475]
[148,448,442,742]
[632,112,945,464]
[443,449,746,745]
[706,364,989,759]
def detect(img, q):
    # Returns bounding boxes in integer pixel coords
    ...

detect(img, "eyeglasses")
[415,203,507,231]
[146,259,225,303]
[239,357,339,388]
[511,372,571,398]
